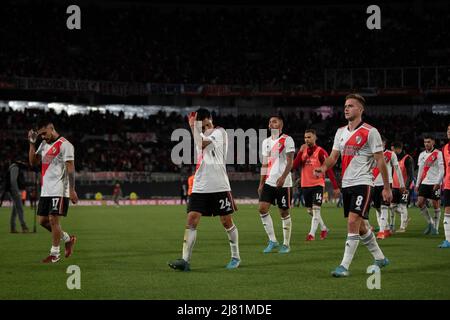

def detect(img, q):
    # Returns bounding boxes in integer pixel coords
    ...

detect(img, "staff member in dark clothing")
[1,161,30,233]
[180,178,188,204]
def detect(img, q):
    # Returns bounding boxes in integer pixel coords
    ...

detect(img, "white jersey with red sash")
[373,150,397,186]
[262,134,295,188]
[417,149,444,186]
[443,143,450,190]
[36,136,74,197]
[392,154,412,189]
[332,122,383,188]
[192,127,231,193]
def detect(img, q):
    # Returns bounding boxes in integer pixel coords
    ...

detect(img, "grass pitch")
[0,203,449,300]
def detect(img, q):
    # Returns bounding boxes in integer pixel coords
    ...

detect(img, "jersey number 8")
[355,195,364,207]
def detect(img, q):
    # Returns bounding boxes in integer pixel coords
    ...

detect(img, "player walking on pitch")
[292,129,340,241]
[391,141,414,233]
[168,108,240,271]
[415,136,444,235]
[372,137,405,239]
[315,94,392,277]
[258,115,295,253]
[28,119,77,263]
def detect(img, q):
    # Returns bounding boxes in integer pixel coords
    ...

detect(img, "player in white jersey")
[415,136,444,235]
[390,141,414,233]
[372,137,405,240]
[315,94,392,277]
[168,108,240,271]
[258,115,295,254]
[28,119,78,263]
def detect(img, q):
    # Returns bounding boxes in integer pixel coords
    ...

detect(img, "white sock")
[420,206,432,224]
[391,204,398,214]
[260,213,277,242]
[389,206,396,229]
[282,215,292,246]
[61,231,70,243]
[182,227,197,263]
[444,214,450,241]
[360,229,385,260]
[340,233,360,270]
[309,207,320,236]
[434,209,441,231]
[399,204,409,229]
[376,209,382,229]
[50,246,60,256]
[317,207,327,231]
[226,225,240,260]
[380,206,389,231]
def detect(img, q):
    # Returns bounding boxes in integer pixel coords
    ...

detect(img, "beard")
[345,114,356,121]
[270,128,281,137]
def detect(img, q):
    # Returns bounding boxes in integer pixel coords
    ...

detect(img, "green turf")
[0,204,449,300]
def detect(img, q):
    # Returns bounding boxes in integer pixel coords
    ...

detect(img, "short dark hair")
[195,108,211,121]
[392,141,403,149]
[423,135,435,141]
[269,114,284,122]
[36,118,54,130]
[305,129,316,135]
[345,93,366,108]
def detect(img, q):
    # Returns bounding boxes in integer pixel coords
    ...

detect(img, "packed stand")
[0,107,449,177]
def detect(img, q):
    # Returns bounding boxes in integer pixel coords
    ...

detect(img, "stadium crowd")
[0,107,448,175]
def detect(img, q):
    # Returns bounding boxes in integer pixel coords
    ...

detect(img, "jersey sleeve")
[62,142,75,162]
[416,153,424,184]
[203,128,225,149]
[332,129,341,151]
[285,136,295,154]
[417,152,424,167]
[438,151,445,183]
[261,139,269,157]
[368,129,384,154]
[318,148,328,163]
[292,150,303,170]
[391,152,399,166]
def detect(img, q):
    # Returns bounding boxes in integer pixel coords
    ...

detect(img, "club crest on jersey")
[52,147,57,154]
[356,135,362,145]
